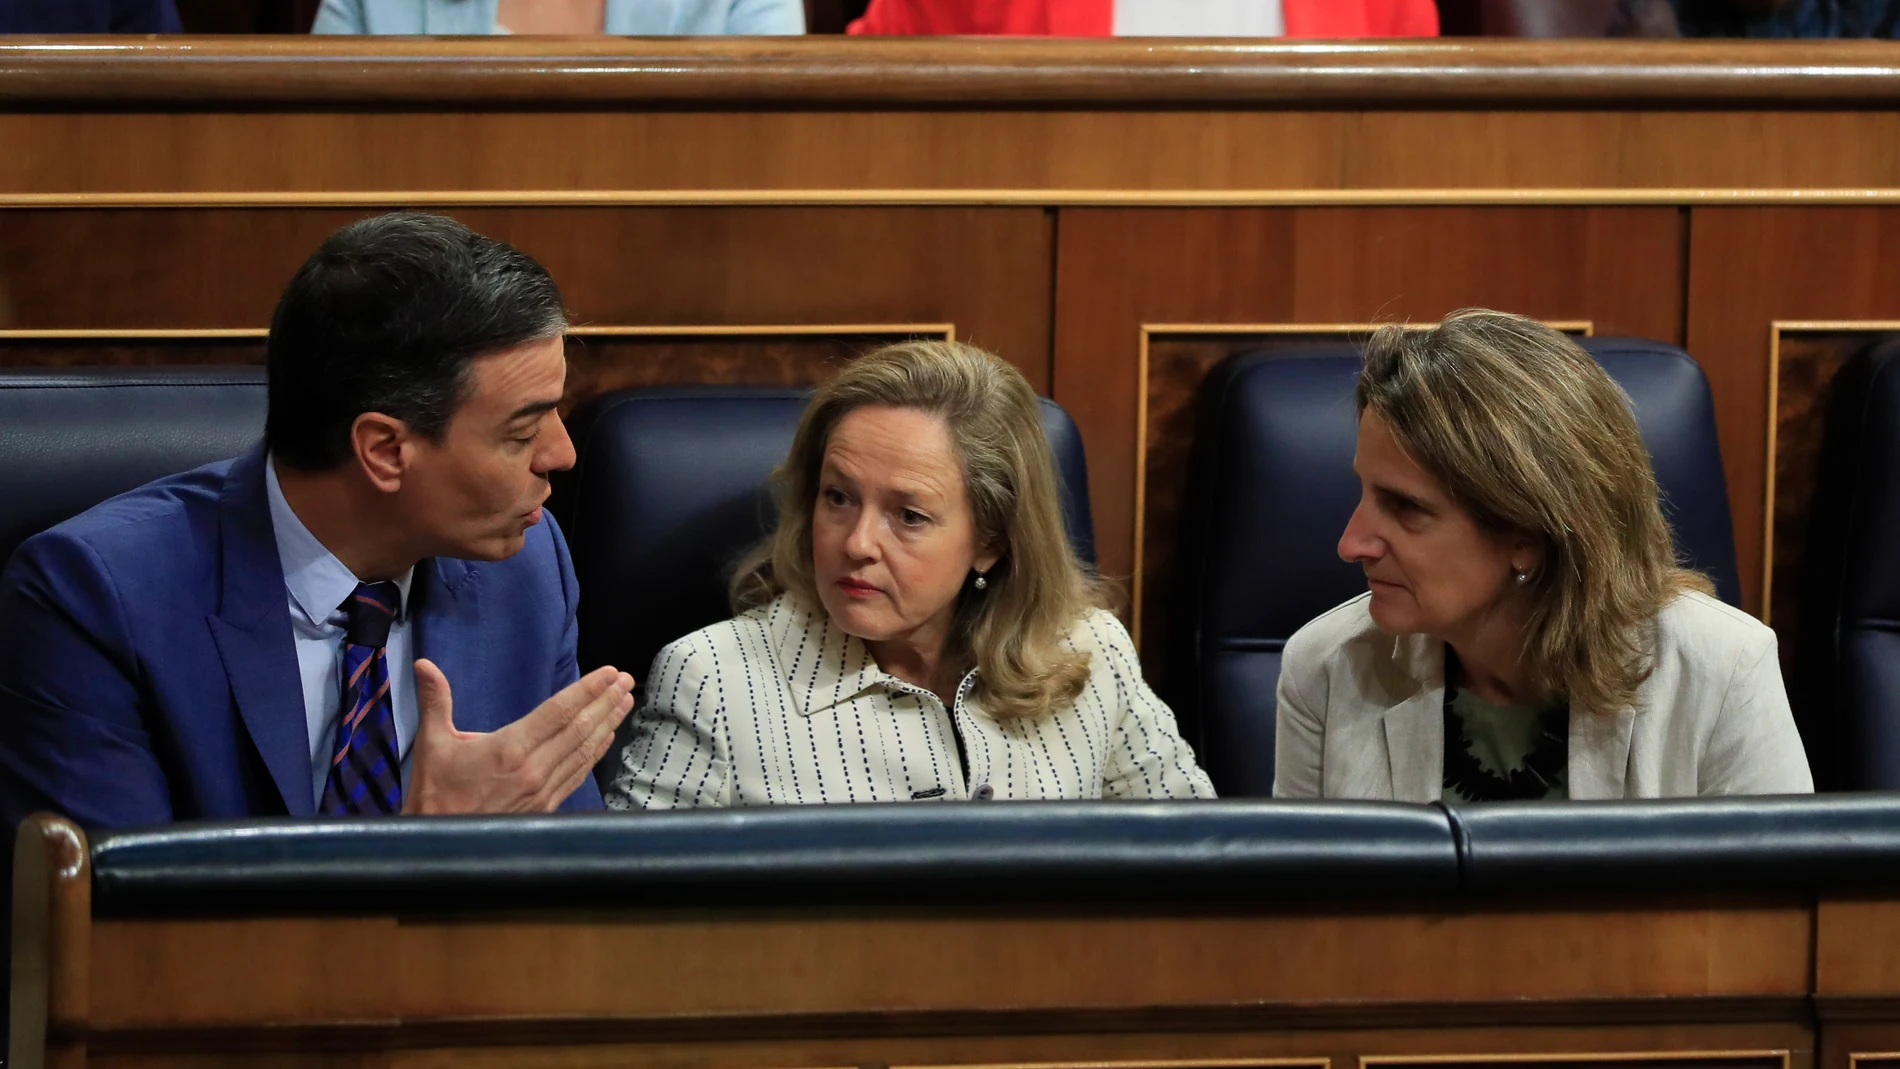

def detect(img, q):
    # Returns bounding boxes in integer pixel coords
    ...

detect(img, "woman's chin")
[820,595,896,642]
[1364,588,1418,635]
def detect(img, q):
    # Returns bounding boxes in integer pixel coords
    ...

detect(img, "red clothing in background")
[847,0,1439,36]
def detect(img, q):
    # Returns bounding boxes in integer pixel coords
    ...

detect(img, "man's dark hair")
[265,212,568,471]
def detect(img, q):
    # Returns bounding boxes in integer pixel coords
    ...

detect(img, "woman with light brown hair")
[1274,310,1812,802]
[608,340,1213,807]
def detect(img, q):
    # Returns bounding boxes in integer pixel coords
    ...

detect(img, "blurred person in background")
[1672,0,1900,36]
[314,0,803,35]
[1451,0,1898,36]
[0,0,179,32]
[848,0,1436,36]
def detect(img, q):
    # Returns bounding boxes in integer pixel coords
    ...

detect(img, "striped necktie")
[318,581,403,815]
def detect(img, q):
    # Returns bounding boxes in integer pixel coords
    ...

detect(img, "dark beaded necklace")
[1441,654,1569,803]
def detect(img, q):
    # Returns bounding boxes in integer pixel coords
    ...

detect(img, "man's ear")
[351,412,410,493]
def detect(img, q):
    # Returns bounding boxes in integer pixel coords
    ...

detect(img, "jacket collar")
[1568,697,1637,800]
[409,553,475,712]
[206,444,315,816]
[766,594,951,717]
[1380,630,1446,803]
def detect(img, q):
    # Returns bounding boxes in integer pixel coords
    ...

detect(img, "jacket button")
[972,783,994,801]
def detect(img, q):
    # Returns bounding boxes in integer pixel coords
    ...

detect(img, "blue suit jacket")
[0,445,604,829]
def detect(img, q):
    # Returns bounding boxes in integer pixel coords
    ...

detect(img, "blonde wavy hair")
[731,340,1104,719]
[1357,309,1713,716]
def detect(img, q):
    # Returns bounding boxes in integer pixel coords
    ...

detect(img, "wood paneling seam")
[10,191,1900,209]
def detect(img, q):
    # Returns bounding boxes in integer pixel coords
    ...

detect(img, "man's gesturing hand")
[403,660,635,815]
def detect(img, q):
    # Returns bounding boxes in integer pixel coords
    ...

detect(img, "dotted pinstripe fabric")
[607,594,1216,808]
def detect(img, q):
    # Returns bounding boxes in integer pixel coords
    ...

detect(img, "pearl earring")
[1514,569,1530,585]
[974,573,988,591]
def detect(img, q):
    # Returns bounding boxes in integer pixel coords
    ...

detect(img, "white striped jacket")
[607,594,1216,808]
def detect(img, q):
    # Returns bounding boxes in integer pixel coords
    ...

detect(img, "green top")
[1441,685,1569,804]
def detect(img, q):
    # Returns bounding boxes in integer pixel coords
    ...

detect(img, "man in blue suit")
[0,212,634,830]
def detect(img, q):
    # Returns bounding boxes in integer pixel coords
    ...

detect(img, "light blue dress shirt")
[264,457,420,810]
[312,0,804,36]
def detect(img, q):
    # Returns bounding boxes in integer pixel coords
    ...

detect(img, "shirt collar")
[264,454,414,627]
[766,593,975,717]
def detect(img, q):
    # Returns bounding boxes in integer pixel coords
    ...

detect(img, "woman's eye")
[900,509,929,527]
[823,488,849,507]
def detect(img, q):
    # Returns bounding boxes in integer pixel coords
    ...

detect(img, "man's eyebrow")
[506,399,561,423]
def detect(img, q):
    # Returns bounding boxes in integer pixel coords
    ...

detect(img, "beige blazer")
[1273,591,1814,801]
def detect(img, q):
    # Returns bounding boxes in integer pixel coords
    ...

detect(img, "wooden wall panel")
[1051,206,1683,665]
[0,207,1052,390]
[10,110,1900,197]
[0,337,266,368]
[562,330,950,408]
[70,1022,1813,1069]
[1686,208,1900,620]
[86,904,1808,1027]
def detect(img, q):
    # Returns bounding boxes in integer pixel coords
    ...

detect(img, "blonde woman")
[1275,311,1813,802]
[609,341,1214,807]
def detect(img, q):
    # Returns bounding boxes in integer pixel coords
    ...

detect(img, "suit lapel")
[413,556,487,728]
[1568,704,1637,799]
[207,447,314,816]
[1380,633,1447,802]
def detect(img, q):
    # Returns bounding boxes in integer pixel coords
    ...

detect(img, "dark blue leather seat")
[0,368,267,570]
[1172,338,1742,798]
[553,386,1097,689]
[1793,339,1900,790]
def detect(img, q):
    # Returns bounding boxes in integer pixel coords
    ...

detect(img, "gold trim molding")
[1363,1054,1790,1069]
[1131,320,1592,639]
[5,189,1900,209]
[905,1061,1328,1069]
[1848,1055,1900,1069]
[0,328,269,340]
[0,324,956,341]
[1762,320,1900,624]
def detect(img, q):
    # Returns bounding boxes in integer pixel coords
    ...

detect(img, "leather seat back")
[0,368,267,570]
[554,386,1097,684]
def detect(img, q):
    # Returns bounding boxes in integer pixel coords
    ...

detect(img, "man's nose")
[535,415,576,475]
